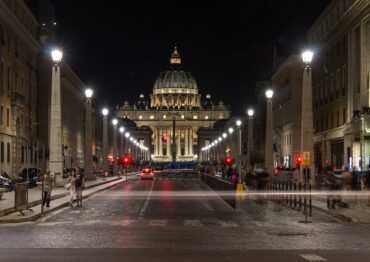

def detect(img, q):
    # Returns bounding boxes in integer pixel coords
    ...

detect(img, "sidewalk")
[311,195,370,223]
[0,173,138,223]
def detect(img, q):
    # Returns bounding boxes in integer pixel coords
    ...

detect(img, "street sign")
[302,151,311,167]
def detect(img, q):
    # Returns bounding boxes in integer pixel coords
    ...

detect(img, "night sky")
[26,0,330,115]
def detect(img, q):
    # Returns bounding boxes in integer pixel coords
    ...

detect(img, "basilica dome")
[153,47,198,95]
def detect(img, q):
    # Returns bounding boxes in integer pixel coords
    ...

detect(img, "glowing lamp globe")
[85,88,93,99]
[112,119,118,126]
[302,50,314,64]
[247,109,254,117]
[265,89,274,99]
[51,49,63,63]
[102,108,109,116]
[119,127,125,133]
[236,120,242,127]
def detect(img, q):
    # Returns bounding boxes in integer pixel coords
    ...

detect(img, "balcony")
[11,91,26,108]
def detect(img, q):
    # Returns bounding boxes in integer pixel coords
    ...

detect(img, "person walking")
[75,167,85,208]
[341,167,352,208]
[66,170,76,207]
[42,170,53,208]
[324,169,339,209]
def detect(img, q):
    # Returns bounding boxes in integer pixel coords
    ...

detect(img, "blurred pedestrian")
[42,170,53,208]
[75,167,85,208]
[324,169,339,209]
[231,168,239,190]
[364,170,370,206]
[341,167,352,207]
[66,170,76,207]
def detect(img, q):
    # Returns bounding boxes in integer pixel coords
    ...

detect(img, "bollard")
[294,183,297,208]
[309,184,312,217]
[289,182,293,207]
[298,183,302,210]
[303,183,307,216]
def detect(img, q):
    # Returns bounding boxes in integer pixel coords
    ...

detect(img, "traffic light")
[224,156,233,166]
[295,154,302,166]
[120,154,133,166]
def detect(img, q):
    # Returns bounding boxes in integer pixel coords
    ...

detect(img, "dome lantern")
[170,46,181,65]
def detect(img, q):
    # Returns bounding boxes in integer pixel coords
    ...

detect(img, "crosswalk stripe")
[220,221,238,227]
[300,254,326,261]
[184,219,203,227]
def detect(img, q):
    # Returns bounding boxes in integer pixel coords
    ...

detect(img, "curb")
[0,176,131,224]
[0,177,122,217]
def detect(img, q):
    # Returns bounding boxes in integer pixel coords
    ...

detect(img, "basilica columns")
[184,129,189,156]
[166,128,171,157]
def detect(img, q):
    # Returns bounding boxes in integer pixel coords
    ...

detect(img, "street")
[1,173,370,261]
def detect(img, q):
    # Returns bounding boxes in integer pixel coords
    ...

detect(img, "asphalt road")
[1,174,370,261]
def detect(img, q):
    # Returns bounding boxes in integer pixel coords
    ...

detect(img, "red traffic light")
[120,154,133,166]
[162,134,168,143]
[224,156,234,166]
[295,154,302,165]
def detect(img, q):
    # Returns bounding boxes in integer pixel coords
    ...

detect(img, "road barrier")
[268,180,312,220]
[201,173,236,209]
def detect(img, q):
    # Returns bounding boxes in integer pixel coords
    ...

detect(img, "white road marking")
[111,220,135,226]
[39,206,70,222]
[139,182,154,218]
[300,254,327,261]
[184,219,203,227]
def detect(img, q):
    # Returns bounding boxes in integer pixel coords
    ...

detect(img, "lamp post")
[301,50,315,184]
[124,132,130,154]
[247,108,254,170]
[265,89,274,175]
[112,119,118,176]
[236,119,242,182]
[102,108,109,174]
[84,88,94,181]
[49,49,63,186]
[119,126,125,155]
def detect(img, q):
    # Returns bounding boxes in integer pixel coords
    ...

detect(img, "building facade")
[308,0,370,171]
[116,47,231,162]
[0,0,40,177]
[272,55,303,168]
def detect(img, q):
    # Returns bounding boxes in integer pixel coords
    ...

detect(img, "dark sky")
[26,0,330,115]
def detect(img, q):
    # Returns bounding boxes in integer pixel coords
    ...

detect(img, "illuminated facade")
[116,47,231,162]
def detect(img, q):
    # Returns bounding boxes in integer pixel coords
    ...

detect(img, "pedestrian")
[324,169,339,209]
[364,170,370,206]
[42,170,53,208]
[341,167,352,207]
[231,168,239,190]
[66,170,76,207]
[75,167,85,208]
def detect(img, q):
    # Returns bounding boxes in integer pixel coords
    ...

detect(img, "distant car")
[140,168,154,180]
[0,172,16,191]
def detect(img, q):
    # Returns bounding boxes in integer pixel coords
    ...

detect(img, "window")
[342,66,347,96]
[0,62,3,90]
[192,115,198,120]
[6,108,9,127]
[336,70,340,98]
[0,105,3,125]
[138,115,143,120]
[331,113,334,129]
[219,113,224,119]
[343,108,347,124]
[162,115,167,119]
[7,143,10,162]
[0,142,4,163]
[181,115,185,119]
[204,115,209,120]
[149,115,155,120]
[337,111,340,127]
[21,145,24,163]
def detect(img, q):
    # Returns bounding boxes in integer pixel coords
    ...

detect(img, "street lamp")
[301,50,315,184]
[119,127,125,155]
[247,108,254,170]
[84,88,94,180]
[49,48,63,186]
[102,108,109,174]
[236,119,242,182]
[265,89,274,175]
[112,118,118,176]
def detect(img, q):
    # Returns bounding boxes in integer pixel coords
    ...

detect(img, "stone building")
[272,55,303,168]
[0,0,40,177]
[116,47,231,162]
[308,0,370,171]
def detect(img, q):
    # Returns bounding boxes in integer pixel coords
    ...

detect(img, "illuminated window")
[181,115,185,119]
[219,113,224,119]
[193,115,198,120]
[149,115,155,120]
[138,115,143,120]
[204,115,209,120]
[163,115,167,119]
